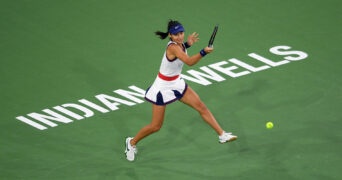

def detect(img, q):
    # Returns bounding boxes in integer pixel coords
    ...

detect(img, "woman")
[125,20,237,161]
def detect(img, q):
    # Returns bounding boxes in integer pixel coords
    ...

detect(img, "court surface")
[1,0,341,179]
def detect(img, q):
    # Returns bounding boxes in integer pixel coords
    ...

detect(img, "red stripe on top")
[158,72,179,81]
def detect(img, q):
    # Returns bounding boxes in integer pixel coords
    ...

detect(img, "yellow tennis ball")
[266,122,274,129]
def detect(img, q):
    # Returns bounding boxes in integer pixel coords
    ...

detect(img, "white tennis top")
[159,41,187,77]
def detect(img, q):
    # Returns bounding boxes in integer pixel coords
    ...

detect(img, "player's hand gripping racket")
[208,25,219,47]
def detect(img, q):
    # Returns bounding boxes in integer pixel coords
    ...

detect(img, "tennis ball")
[266,122,274,129]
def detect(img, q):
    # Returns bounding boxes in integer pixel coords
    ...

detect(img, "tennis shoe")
[219,131,237,143]
[125,137,137,161]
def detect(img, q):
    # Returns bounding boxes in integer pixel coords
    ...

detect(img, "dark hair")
[155,19,182,40]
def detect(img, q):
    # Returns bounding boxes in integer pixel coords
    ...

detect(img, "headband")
[169,24,185,35]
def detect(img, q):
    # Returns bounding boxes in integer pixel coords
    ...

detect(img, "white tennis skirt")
[145,76,188,106]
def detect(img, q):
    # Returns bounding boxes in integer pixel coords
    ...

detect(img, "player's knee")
[150,124,162,133]
[196,101,208,114]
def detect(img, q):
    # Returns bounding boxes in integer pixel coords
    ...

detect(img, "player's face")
[170,32,184,44]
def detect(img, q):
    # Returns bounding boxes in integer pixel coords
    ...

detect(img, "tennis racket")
[208,25,219,47]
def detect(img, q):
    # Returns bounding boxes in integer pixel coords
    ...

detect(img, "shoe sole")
[125,137,129,153]
[219,136,238,143]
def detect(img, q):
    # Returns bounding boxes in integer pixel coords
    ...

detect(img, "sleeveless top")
[158,41,187,77]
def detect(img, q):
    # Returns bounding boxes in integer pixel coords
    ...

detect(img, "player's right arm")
[167,44,213,66]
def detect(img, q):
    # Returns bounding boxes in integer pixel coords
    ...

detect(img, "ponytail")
[155,19,183,40]
[155,31,168,39]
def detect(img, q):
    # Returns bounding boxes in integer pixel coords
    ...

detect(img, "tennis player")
[125,20,237,161]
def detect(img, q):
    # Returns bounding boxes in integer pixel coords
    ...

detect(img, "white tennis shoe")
[125,137,137,161]
[219,132,237,143]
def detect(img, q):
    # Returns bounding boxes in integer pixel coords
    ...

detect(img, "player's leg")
[180,86,223,135]
[130,104,166,146]
[125,104,166,161]
[180,86,237,143]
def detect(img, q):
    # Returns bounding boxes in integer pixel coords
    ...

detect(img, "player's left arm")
[184,32,199,48]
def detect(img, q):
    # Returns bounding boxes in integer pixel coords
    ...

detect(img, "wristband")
[199,49,207,57]
[184,42,191,48]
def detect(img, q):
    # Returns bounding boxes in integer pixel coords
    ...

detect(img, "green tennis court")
[1,0,341,179]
